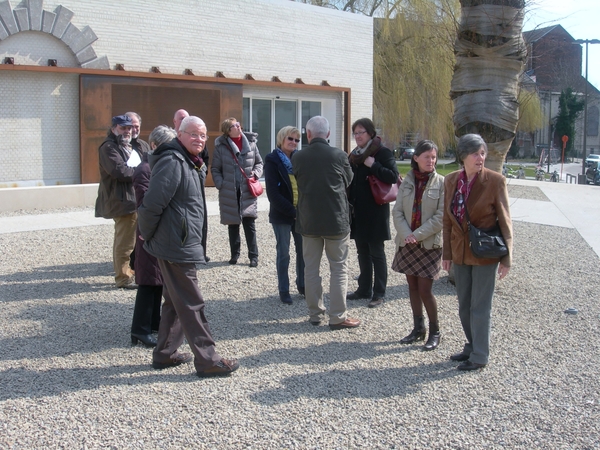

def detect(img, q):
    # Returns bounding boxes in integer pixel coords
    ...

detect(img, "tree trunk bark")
[450,0,527,173]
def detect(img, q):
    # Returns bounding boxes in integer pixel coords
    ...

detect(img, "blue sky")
[524,0,600,89]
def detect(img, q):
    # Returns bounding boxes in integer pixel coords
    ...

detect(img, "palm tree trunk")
[450,0,527,173]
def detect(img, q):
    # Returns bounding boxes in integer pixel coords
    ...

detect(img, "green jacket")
[292,137,353,236]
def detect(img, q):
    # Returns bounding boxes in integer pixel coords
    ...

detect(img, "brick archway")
[0,0,108,69]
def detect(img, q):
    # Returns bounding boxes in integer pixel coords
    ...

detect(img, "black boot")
[423,321,440,351]
[400,315,426,344]
[131,333,157,347]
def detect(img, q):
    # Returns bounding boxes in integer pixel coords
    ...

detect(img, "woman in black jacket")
[347,118,399,308]
[264,126,305,304]
[130,125,177,347]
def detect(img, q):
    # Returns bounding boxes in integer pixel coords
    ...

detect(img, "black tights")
[406,274,438,325]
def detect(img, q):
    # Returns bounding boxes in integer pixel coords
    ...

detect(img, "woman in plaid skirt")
[392,140,445,350]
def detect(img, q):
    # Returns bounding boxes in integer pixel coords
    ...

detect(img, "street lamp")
[573,38,600,180]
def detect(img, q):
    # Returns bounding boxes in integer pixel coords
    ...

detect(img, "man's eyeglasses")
[230,123,241,130]
[183,130,208,140]
[287,136,301,143]
[353,130,367,137]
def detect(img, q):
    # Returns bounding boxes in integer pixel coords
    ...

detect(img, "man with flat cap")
[95,114,145,289]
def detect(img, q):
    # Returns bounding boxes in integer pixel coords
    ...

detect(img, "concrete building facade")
[0,0,373,189]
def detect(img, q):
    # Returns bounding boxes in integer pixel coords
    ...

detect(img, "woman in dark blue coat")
[347,118,399,308]
[264,126,305,304]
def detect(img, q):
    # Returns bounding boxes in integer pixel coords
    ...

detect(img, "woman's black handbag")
[465,206,508,259]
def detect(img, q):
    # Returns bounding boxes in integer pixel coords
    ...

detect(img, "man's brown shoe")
[329,317,361,330]
[197,358,240,377]
[152,352,193,369]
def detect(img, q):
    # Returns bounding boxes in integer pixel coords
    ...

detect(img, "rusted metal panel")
[80,74,243,186]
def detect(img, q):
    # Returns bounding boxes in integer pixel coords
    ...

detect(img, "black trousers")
[228,217,258,260]
[355,239,387,298]
[131,285,162,335]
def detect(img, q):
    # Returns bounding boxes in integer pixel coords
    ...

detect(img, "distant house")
[522,25,600,159]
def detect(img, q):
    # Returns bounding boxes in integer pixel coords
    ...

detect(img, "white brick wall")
[0,71,79,187]
[0,0,372,185]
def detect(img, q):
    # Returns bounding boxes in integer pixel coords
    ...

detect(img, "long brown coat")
[442,167,512,267]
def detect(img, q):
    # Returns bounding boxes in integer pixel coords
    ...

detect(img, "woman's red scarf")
[410,169,432,231]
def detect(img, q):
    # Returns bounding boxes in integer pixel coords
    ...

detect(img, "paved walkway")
[1,179,599,258]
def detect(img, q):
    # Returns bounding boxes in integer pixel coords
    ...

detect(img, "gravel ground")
[0,186,599,449]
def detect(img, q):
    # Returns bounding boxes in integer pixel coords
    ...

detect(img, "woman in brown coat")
[442,134,512,371]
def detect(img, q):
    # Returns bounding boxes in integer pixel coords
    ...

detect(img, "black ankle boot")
[131,333,157,347]
[400,315,426,344]
[423,321,440,351]
[423,332,441,350]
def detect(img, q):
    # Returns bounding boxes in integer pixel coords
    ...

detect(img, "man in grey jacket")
[293,116,360,330]
[138,116,239,377]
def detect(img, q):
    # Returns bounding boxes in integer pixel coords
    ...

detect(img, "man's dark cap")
[112,115,133,127]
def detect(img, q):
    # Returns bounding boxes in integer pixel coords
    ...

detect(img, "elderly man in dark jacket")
[138,116,239,378]
[95,114,143,289]
[293,115,360,330]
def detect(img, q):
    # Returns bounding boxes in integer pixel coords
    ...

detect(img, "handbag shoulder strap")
[464,202,471,226]
[226,141,250,180]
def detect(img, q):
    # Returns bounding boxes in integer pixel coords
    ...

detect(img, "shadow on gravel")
[250,361,461,404]
[0,262,114,302]
[0,300,135,361]
[0,365,196,401]
[238,341,415,368]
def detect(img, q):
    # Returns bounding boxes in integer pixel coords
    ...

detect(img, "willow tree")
[450,0,527,172]
[374,1,459,149]
[297,0,460,151]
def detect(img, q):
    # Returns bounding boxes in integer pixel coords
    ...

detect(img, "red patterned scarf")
[452,170,477,224]
[410,169,432,231]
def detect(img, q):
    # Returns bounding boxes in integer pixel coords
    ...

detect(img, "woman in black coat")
[347,118,399,308]
[130,125,177,347]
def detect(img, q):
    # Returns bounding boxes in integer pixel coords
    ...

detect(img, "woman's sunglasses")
[287,136,300,143]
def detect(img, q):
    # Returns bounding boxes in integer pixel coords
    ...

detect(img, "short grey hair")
[179,116,206,132]
[456,134,487,165]
[148,125,176,148]
[125,111,141,124]
[306,116,329,139]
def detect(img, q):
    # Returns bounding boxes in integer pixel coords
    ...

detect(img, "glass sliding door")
[251,98,272,158]
[242,97,250,131]
[301,101,322,146]
[275,100,297,146]
[242,96,323,155]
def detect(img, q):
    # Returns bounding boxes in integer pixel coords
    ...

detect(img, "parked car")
[586,154,600,167]
[396,147,415,161]
[585,161,600,185]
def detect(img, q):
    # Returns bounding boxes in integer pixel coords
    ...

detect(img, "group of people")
[268,117,513,371]
[96,110,512,378]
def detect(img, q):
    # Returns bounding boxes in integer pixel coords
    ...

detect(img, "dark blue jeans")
[272,223,305,293]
